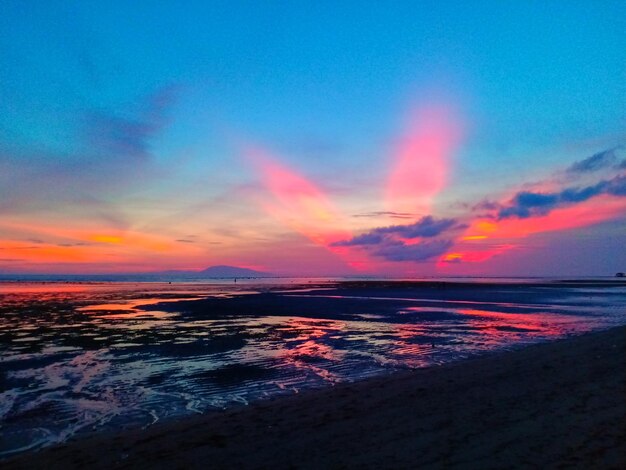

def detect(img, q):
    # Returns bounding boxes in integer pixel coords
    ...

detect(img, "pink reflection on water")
[456,308,585,338]
[275,317,347,383]
[79,299,178,311]
[383,305,601,368]
[0,284,92,294]
[0,282,239,309]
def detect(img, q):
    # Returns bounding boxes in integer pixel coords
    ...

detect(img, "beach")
[5,323,625,469]
[4,1,625,467]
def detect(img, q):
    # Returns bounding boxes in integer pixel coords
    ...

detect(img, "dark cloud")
[472,200,501,212]
[566,148,619,174]
[176,239,195,243]
[333,216,460,247]
[331,216,460,262]
[371,239,453,262]
[333,232,384,246]
[607,175,626,196]
[498,192,558,218]
[380,216,461,238]
[619,159,626,169]
[498,175,626,219]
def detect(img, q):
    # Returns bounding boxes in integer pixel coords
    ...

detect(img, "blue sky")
[1,1,625,275]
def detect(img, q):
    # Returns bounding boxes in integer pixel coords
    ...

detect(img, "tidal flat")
[1,279,625,461]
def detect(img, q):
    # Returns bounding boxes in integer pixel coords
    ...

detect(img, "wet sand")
[5,324,625,469]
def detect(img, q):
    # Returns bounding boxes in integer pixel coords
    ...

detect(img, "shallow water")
[1,280,625,457]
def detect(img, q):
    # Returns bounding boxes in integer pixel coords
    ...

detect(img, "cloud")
[244,146,352,247]
[386,103,463,215]
[85,113,155,160]
[606,175,626,195]
[371,239,453,262]
[0,86,177,215]
[278,143,626,267]
[352,211,414,219]
[472,200,502,212]
[566,147,620,174]
[330,216,460,262]
[498,192,558,218]
[498,174,626,219]
[83,85,177,162]
[0,245,41,250]
[381,216,461,238]
[333,232,385,246]
[332,216,460,247]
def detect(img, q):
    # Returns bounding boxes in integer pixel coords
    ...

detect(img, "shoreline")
[2,277,625,287]
[5,325,625,469]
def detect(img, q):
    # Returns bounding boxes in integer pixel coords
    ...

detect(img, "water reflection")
[277,318,347,384]
[1,281,625,457]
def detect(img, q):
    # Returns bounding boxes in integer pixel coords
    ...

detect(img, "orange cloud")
[437,244,518,267]
[440,194,626,266]
[0,219,204,271]
[88,234,124,244]
[0,240,96,263]
[481,195,626,239]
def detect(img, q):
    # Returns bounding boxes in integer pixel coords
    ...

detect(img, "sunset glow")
[387,104,463,218]
[2,5,626,468]
[0,2,624,276]
[246,147,352,247]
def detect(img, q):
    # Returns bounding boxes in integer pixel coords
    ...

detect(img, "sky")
[1,1,625,276]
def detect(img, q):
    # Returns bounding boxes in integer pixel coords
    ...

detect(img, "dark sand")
[5,325,625,469]
[139,279,626,320]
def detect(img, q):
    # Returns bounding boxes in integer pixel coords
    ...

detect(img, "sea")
[1,276,625,457]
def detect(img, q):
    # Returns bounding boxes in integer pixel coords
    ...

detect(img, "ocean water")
[1,279,625,457]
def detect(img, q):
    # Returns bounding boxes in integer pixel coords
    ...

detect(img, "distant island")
[155,265,272,278]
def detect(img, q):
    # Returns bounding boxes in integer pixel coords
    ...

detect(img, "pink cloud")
[386,103,463,218]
